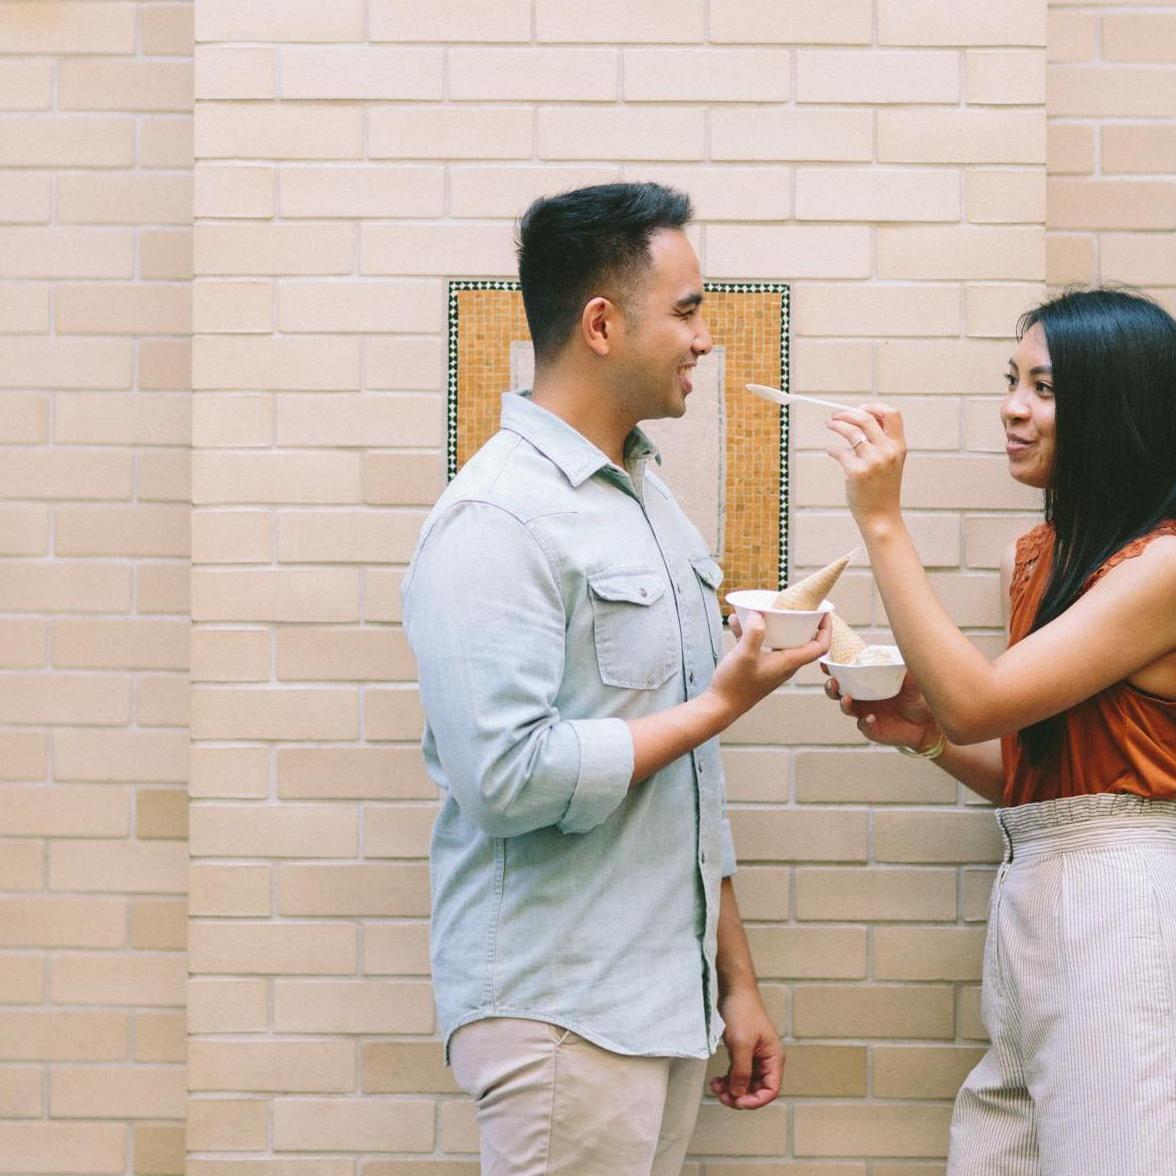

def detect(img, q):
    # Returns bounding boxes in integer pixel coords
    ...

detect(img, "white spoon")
[745,383,857,415]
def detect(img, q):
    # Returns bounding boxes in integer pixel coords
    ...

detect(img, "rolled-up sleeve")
[404,500,633,839]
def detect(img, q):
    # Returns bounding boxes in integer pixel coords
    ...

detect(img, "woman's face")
[1002,322,1056,489]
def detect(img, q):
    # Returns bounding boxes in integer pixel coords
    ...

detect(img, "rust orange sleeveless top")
[1001,520,1176,807]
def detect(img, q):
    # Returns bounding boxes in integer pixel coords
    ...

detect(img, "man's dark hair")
[1016,287,1176,761]
[516,182,693,363]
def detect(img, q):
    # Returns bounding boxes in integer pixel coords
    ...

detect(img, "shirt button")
[688,670,695,684]
[697,760,705,775]
[700,851,709,865]
[639,587,647,598]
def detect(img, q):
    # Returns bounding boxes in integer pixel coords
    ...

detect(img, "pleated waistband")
[995,793,1176,863]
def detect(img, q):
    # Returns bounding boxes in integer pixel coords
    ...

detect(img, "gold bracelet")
[896,731,948,760]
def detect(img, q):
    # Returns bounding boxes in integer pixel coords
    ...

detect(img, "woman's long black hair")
[1018,287,1176,761]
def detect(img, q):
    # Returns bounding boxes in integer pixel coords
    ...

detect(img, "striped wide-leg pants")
[948,793,1176,1176]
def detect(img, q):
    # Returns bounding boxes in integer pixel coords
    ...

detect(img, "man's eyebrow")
[675,291,704,309]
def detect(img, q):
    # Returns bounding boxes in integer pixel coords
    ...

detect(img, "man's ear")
[581,296,620,357]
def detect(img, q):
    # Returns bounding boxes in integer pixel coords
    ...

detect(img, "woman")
[823,288,1176,1175]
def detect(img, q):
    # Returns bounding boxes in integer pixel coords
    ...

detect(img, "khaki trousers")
[450,1017,708,1175]
[949,794,1176,1176]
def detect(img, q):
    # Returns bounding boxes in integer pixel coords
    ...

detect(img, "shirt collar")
[500,391,660,489]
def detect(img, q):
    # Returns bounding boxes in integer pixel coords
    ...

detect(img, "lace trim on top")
[1083,519,1176,592]
[1010,522,1051,603]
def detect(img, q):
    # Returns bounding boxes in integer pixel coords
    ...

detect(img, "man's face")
[610,228,714,423]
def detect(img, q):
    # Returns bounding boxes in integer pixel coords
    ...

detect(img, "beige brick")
[0,674,129,725]
[0,1009,127,1058]
[719,748,791,801]
[278,510,424,564]
[188,923,357,978]
[879,0,1044,46]
[0,59,52,110]
[1049,66,1176,118]
[194,47,275,100]
[364,807,436,859]
[964,515,1040,569]
[0,1122,126,1175]
[794,752,959,809]
[796,168,959,223]
[0,563,131,614]
[55,620,187,673]
[791,339,873,396]
[1103,126,1176,176]
[137,789,187,839]
[728,809,868,862]
[189,747,269,800]
[796,50,957,103]
[188,1099,268,1151]
[189,864,272,917]
[370,0,530,41]
[0,285,49,333]
[195,335,359,391]
[874,1045,986,1100]
[139,117,193,169]
[794,985,955,1040]
[875,811,1005,864]
[134,1010,185,1064]
[437,1098,479,1153]
[877,226,1044,281]
[189,1040,356,1093]
[138,339,191,390]
[626,48,789,101]
[794,1103,951,1158]
[142,4,192,55]
[710,0,871,44]
[60,60,191,112]
[143,675,210,727]
[724,691,869,745]
[708,225,870,279]
[793,284,960,338]
[966,50,1046,105]
[0,732,45,781]
[795,511,960,570]
[1048,179,1176,231]
[279,746,434,801]
[364,1041,456,1094]
[712,108,871,163]
[274,1097,434,1152]
[0,226,132,278]
[192,394,274,447]
[186,1162,354,1176]
[0,117,134,167]
[0,1067,40,1116]
[187,979,268,1033]
[875,927,987,982]
[1048,11,1095,63]
[192,569,359,622]
[958,985,986,1040]
[0,173,51,222]
[131,899,185,951]
[962,868,997,921]
[276,860,432,912]
[0,338,133,389]
[134,1122,184,1176]
[276,393,443,448]
[189,803,358,857]
[191,510,272,564]
[878,338,1020,396]
[195,451,360,506]
[746,927,868,980]
[967,284,1045,339]
[0,843,43,892]
[49,841,186,894]
[275,979,433,1033]
[195,223,353,277]
[365,688,425,741]
[1104,14,1176,63]
[537,0,703,39]
[795,867,956,921]
[364,922,431,975]
[966,169,1048,225]
[367,336,444,389]
[195,168,273,229]
[196,0,364,41]
[55,393,190,447]
[731,865,791,921]
[280,165,444,218]
[277,629,414,682]
[191,628,270,682]
[56,285,190,336]
[687,1103,788,1155]
[619,164,789,221]
[1100,234,1176,287]
[0,619,45,668]
[367,568,406,623]
[538,106,704,161]
[879,110,1045,164]
[280,279,443,334]
[705,1167,860,1176]
[137,564,190,615]
[136,451,189,505]
[282,46,443,99]
[0,785,127,837]
[964,395,1009,453]
[193,282,272,338]
[363,453,444,507]
[371,105,531,160]
[361,222,515,277]
[50,955,186,1006]
[140,229,193,280]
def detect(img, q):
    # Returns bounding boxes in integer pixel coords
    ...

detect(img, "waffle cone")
[828,615,867,663]
[771,550,854,611]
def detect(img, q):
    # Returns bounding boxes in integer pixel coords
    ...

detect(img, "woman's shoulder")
[1084,520,1176,594]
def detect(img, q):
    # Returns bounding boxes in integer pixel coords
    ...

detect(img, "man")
[403,183,829,1174]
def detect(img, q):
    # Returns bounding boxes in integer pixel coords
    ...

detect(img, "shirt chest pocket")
[587,567,678,690]
[690,555,725,664]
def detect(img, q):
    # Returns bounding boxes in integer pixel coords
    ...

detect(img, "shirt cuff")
[720,817,737,878]
[556,717,634,834]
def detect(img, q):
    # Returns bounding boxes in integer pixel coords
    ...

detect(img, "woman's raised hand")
[825,403,907,528]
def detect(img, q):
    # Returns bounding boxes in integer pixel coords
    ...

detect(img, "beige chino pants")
[949,794,1176,1176]
[450,1017,708,1175]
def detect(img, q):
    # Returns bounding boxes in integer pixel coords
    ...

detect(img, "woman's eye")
[1036,382,1054,397]
[1003,372,1016,389]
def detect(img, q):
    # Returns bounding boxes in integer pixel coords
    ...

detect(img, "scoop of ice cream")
[852,645,903,667]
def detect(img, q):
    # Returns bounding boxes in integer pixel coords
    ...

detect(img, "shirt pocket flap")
[690,555,724,591]
[588,568,666,606]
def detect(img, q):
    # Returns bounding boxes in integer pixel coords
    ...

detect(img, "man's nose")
[694,319,714,355]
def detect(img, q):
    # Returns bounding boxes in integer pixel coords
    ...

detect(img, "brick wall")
[0,3,192,1174]
[1047,0,1176,306]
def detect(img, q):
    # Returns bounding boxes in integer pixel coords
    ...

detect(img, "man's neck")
[531,369,632,468]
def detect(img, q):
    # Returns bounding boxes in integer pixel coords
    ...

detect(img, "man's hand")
[711,987,784,1110]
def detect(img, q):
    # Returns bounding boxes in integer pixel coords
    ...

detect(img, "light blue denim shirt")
[402,392,735,1060]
